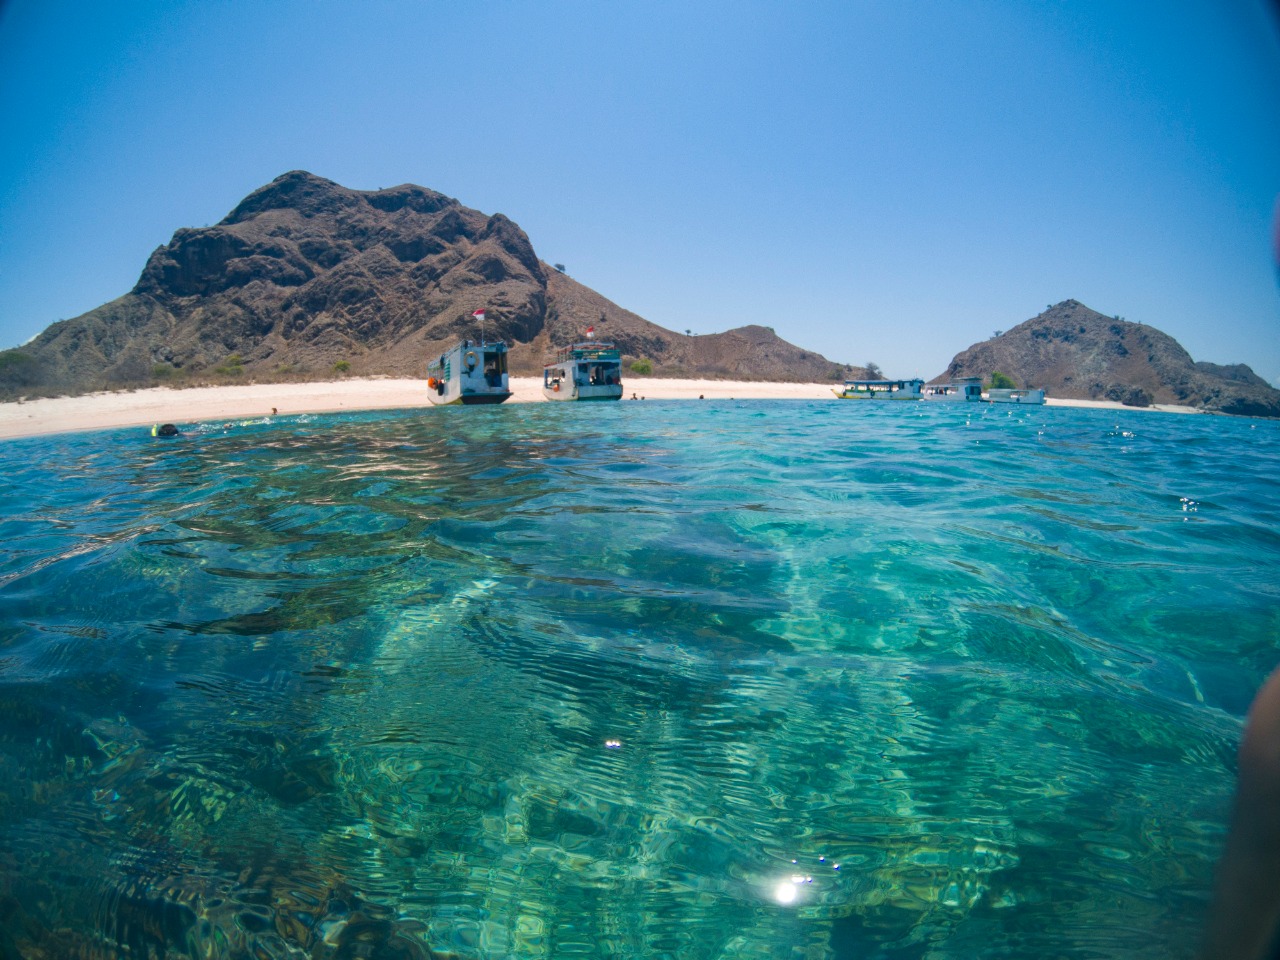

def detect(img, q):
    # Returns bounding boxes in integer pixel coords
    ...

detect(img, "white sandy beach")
[0,377,1200,441]
[0,378,832,440]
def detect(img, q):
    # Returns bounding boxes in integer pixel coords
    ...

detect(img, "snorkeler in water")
[150,423,181,437]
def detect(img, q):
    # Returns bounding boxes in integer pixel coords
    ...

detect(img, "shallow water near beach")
[1,399,1277,958]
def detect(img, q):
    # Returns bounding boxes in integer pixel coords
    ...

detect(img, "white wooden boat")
[986,387,1046,405]
[922,378,983,402]
[426,340,512,405]
[833,378,924,400]
[543,342,623,401]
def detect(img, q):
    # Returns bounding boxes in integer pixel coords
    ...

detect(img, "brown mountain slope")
[0,171,853,399]
[939,300,1280,418]
[536,267,857,381]
[12,171,548,392]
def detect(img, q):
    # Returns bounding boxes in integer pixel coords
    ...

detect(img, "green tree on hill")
[214,354,245,377]
[989,371,1017,389]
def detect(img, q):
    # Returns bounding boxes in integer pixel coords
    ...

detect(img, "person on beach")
[1201,666,1280,959]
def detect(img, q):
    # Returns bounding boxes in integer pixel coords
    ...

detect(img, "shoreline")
[0,378,1202,441]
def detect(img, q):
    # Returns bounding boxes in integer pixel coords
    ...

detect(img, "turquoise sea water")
[1,400,1277,959]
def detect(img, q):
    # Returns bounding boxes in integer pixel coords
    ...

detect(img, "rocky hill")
[540,266,847,381]
[939,300,1280,418]
[0,171,856,400]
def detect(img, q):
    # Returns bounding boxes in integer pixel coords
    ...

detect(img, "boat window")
[484,351,508,375]
[587,363,620,385]
[481,351,504,385]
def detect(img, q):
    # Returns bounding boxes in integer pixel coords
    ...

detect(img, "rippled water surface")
[1,400,1278,958]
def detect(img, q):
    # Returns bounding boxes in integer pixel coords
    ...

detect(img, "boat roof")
[551,342,621,362]
[842,378,923,386]
[438,339,508,353]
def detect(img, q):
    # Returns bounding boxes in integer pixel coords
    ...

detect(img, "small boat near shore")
[923,378,983,402]
[986,387,1046,404]
[426,339,512,405]
[543,340,623,401]
[833,378,924,400]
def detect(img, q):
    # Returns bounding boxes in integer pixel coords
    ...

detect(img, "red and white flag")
[472,309,486,322]
[585,325,595,339]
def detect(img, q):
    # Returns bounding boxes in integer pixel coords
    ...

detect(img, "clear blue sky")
[2,0,1278,382]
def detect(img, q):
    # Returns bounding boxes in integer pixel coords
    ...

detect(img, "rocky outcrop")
[938,300,1280,418]
[0,171,852,399]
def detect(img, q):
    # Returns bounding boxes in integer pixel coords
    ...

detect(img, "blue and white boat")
[426,339,512,405]
[543,340,624,401]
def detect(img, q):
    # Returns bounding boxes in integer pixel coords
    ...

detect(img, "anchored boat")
[426,339,512,405]
[833,378,924,400]
[986,387,1046,404]
[922,378,983,402]
[543,340,623,401]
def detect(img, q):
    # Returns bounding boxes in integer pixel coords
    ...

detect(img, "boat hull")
[428,390,512,406]
[833,391,920,400]
[543,385,623,402]
[461,392,512,405]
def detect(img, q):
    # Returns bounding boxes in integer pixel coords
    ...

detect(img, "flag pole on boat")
[472,308,486,344]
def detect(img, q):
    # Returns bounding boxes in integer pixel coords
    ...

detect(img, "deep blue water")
[0,399,1277,959]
